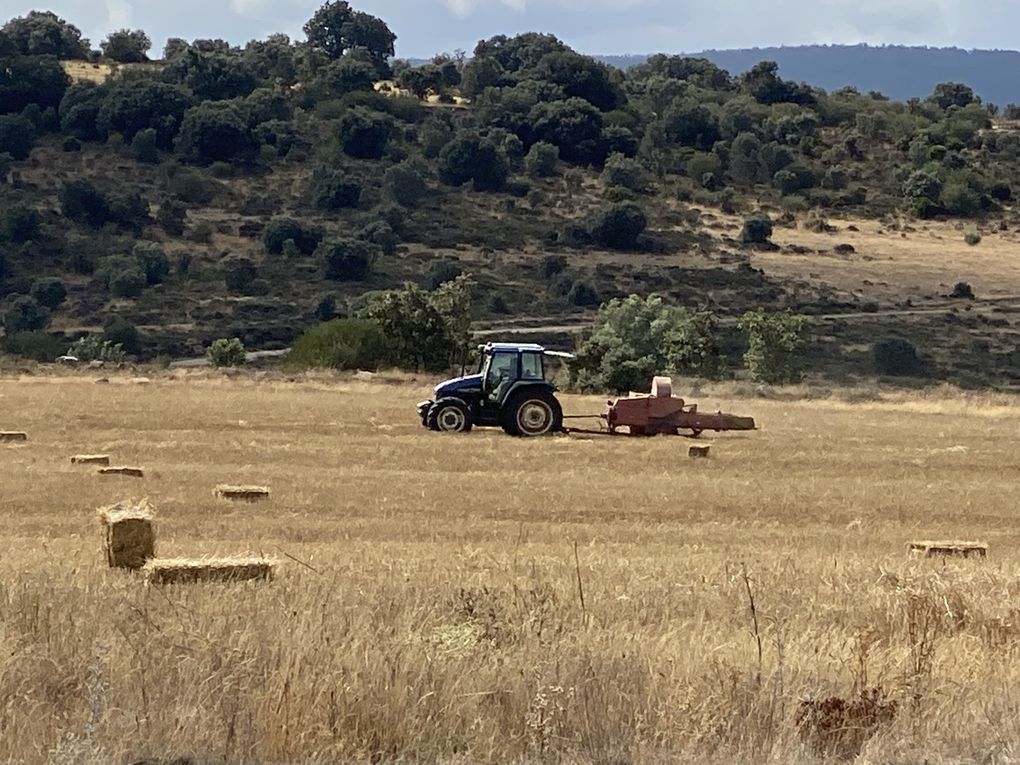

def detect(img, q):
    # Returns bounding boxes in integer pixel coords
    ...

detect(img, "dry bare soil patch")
[1,374,1019,763]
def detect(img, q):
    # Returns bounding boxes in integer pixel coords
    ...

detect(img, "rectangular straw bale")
[908,540,988,558]
[144,557,276,585]
[98,499,155,569]
[72,454,111,466]
[98,466,145,478]
[214,485,271,502]
[0,432,27,442]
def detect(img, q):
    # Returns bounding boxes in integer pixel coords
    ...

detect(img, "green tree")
[383,159,427,206]
[175,102,256,163]
[527,97,604,164]
[100,29,151,62]
[321,238,375,281]
[524,141,558,177]
[0,54,69,113]
[163,49,257,101]
[263,218,323,255]
[304,1,396,76]
[312,168,362,210]
[570,294,722,391]
[133,242,169,286]
[0,115,35,160]
[928,82,977,110]
[438,132,508,191]
[737,309,807,384]
[589,202,647,249]
[337,107,393,159]
[317,55,377,95]
[103,316,140,354]
[601,152,648,192]
[29,278,66,308]
[2,11,89,58]
[873,338,923,376]
[61,180,110,228]
[740,215,774,245]
[1,203,40,242]
[207,337,246,367]
[66,334,126,362]
[97,81,193,146]
[3,294,49,332]
[361,275,474,370]
[663,98,721,149]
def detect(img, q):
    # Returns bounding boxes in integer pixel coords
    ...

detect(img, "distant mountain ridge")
[593,45,1020,105]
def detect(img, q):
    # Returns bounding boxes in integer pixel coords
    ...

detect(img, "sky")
[1,0,1019,59]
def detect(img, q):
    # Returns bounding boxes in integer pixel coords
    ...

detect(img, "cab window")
[485,352,517,389]
[521,352,543,380]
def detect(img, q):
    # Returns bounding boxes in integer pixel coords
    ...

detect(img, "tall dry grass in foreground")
[2,373,1020,764]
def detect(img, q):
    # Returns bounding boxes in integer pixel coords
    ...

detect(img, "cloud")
[501,0,527,10]
[104,0,132,30]
[230,0,267,13]
[446,0,477,17]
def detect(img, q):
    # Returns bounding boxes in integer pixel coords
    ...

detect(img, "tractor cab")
[417,342,574,437]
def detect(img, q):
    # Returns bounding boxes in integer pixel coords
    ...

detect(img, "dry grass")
[3,371,1020,763]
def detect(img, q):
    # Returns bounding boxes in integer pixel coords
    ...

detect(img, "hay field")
[2,373,1020,763]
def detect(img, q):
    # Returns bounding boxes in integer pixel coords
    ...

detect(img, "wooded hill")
[1,6,1019,387]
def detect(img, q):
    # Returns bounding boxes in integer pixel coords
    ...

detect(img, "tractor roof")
[484,342,546,353]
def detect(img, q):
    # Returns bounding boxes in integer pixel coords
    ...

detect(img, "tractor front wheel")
[427,399,473,433]
[502,390,563,437]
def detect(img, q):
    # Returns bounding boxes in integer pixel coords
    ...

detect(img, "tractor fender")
[500,380,558,403]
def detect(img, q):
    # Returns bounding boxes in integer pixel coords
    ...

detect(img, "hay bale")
[98,466,145,478]
[908,540,988,558]
[98,500,155,569]
[689,445,711,459]
[215,485,270,502]
[0,432,27,443]
[71,454,111,466]
[144,557,276,585]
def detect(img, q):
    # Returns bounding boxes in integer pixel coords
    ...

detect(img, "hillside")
[598,45,1020,106]
[2,8,1020,388]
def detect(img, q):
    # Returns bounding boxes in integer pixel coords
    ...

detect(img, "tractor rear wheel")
[427,399,473,433]
[502,390,563,437]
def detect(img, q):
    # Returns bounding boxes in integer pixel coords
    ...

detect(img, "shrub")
[66,334,126,362]
[737,309,807,384]
[131,128,159,163]
[383,160,427,207]
[964,227,982,246]
[30,278,66,309]
[358,220,398,256]
[166,168,221,204]
[525,141,559,177]
[1,204,40,243]
[3,330,65,361]
[0,115,35,160]
[2,294,49,332]
[176,102,256,163]
[263,217,322,256]
[589,202,647,250]
[740,215,774,245]
[321,238,375,281]
[317,295,337,322]
[133,243,170,286]
[426,260,463,290]
[103,316,140,354]
[207,337,246,367]
[438,132,508,192]
[223,256,258,294]
[601,152,648,192]
[950,281,975,299]
[338,107,394,159]
[539,254,567,278]
[286,318,392,370]
[568,281,600,307]
[61,180,110,228]
[108,268,146,299]
[312,169,362,210]
[156,198,187,235]
[873,338,923,376]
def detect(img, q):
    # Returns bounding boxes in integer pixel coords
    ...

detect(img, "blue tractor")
[417,343,574,436]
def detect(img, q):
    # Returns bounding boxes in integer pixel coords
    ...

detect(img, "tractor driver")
[486,352,517,402]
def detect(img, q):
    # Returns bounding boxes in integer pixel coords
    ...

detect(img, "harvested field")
[1,372,1020,763]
